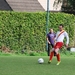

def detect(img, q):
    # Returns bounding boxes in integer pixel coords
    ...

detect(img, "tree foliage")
[57,0,75,11]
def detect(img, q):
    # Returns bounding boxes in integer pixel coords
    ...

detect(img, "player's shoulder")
[64,30,67,33]
[47,32,50,36]
[64,31,68,35]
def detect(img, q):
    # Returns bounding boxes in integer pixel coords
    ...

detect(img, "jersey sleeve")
[64,31,69,45]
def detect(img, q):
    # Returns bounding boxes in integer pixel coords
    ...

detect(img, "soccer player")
[48,24,69,65]
[46,28,56,56]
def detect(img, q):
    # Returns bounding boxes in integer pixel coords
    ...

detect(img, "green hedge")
[0,11,75,52]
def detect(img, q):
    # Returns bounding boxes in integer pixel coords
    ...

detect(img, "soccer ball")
[38,58,44,64]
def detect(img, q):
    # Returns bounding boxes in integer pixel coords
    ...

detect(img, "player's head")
[59,24,64,31]
[49,28,53,33]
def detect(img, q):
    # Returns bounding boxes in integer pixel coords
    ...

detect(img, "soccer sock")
[49,51,54,61]
[56,53,60,61]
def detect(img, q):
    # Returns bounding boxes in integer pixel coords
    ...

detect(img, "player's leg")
[48,43,50,56]
[51,44,56,56]
[55,48,61,65]
[54,42,63,65]
[48,48,54,63]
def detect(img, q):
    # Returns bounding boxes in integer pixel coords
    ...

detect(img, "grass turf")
[0,56,75,75]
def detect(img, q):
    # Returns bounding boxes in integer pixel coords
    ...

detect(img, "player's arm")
[53,32,59,45]
[46,36,50,44]
[54,31,59,41]
[64,32,69,48]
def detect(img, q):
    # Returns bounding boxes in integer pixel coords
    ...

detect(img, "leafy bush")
[0,11,75,52]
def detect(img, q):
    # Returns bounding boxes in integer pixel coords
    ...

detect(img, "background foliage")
[0,11,75,52]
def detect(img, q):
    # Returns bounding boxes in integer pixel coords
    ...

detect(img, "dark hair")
[59,24,64,27]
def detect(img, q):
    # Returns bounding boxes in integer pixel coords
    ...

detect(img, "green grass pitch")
[0,56,75,75]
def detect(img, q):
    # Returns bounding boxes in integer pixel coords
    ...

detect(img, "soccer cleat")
[48,60,51,64]
[56,61,61,65]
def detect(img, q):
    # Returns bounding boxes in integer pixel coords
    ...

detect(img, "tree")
[55,0,75,11]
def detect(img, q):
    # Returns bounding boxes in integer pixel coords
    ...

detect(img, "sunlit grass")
[0,56,75,75]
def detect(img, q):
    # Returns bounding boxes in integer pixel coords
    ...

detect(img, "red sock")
[56,53,60,61]
[49,51,54,60]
